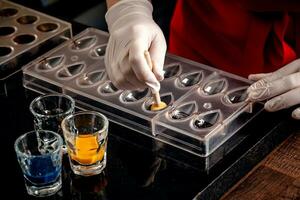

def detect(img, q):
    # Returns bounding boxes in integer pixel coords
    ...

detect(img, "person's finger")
[292,107,300,120]
[110,60,136,90]
[120,55,147,89]
[264,87,300,112]
[247,72,300,101]
[129,39,160,92]
[149,32,166,81]
[248,73,272,81]
[261,59,300,82]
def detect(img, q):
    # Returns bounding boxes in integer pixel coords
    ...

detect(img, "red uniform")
[169,0,297,77]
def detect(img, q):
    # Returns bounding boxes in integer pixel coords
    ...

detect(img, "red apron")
[169,0,296,77]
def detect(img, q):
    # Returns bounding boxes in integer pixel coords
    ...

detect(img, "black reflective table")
[0,70,296,200]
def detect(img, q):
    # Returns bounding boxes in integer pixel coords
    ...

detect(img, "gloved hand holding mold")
[247,59,300,119]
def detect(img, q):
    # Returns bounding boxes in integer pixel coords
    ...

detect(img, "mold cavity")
[144,93,173,112]
[99,81,119,94]
[203,79,226,95]
[224,88,248,104]
[0,46,12,57]
[164,63,181,79]
[37,23,58,32]
[57,63,84,78]
[78,70,106,86]
[71,36,97,50]
[178,71,203,87]
[169,102,197,120]
[17,15,37,24]
[121,88,149,103]
[0,8,18,17]
[193,110,220,129]
[91,45,106,57]
[13,34,36,44]
[0,26,15,36]
[37,55,64,71]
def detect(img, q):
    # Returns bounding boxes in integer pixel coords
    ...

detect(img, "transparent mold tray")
[22,28,263,157]
[0,0,72,81]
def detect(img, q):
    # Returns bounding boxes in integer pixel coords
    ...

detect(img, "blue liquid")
[24,156,61,185]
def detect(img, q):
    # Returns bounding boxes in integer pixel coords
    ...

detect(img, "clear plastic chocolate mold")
[202,78,227,95]
[57,63,85,79]
[0,26,16,37]
[36,55,65,71]
[22,28,263,160]
[0,8,18,17]
[71,36,97,51]
[191,110,221,129]
[77,70,106,87]
[0,0,72,83]
[120,88,149,103]
[177,71,203,87]
[16,15,38,24]
[168,102,198,121]
[164,63,181,79]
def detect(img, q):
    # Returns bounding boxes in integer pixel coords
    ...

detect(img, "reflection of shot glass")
[29,93,75,140]
[14,130,63,197]
[61,111,109,176]
[70,172,108,199]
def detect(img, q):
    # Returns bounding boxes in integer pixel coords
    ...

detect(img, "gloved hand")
[104,0,167,92]
[247,59,300,119]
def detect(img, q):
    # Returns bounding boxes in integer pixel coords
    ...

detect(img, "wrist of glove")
[105,0,166,92]
[247,59,300,119]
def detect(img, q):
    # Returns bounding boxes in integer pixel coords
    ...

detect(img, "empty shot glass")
[14,130,63,197]
[61,111,109,176]
[29,93,75,139]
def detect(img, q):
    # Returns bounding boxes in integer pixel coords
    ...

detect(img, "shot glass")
[14,130,63,197]
[29,93,75,139]
[61,111,109,176]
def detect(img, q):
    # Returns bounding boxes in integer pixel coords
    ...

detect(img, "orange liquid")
[70,134,106,165]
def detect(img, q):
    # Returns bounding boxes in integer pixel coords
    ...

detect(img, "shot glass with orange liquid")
[61,111,108,176]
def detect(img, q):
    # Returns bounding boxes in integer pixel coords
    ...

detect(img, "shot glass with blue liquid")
[14,130,63,197]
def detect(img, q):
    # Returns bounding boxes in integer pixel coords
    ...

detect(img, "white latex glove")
[104,0,167,92]
[247,59,300,119]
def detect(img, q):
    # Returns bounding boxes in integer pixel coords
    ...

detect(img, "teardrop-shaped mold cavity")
[178,71,203,87]
[90,45,106,57]
[203,79,227,95]
[144,93,173,112]
[168,102,197,120]
[120,88,149,103]
[37,55,64,71]
[99,81,119,95]
[224,87,248,104]
[0,8,18,17]
[192,110,221,129]
[71,36,97,50]
[57,63,85,79]
[164,63,181,79]
[17,15,37,24]
[77,70,106,87]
